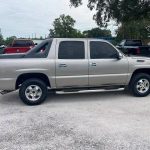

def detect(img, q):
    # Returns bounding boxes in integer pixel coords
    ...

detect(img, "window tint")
[58,41,85,59]
[90,41,118,59]
[13,40,34,47]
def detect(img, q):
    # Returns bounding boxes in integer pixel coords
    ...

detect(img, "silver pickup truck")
[0,38,150,105]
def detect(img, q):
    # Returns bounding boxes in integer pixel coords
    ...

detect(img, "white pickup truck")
[0,38,150,105]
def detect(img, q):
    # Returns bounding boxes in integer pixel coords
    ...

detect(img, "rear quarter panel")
[0,58,55,90]
[0,39,56,90]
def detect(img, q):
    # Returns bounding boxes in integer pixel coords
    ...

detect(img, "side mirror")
[116,52,123,60]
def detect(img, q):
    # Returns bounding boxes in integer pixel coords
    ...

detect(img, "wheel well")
[131,69,150,81]
[16,73,51,89]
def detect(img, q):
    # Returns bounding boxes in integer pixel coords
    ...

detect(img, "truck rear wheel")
[19,78,48,105]
[129,73,150,97]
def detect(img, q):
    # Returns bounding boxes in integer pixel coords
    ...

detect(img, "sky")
[0,0,118,38]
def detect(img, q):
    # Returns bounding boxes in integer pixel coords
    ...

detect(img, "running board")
[0,90,14,95]
[57,85,125,93]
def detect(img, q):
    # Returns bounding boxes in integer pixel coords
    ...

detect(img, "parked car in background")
[1,38,150,105]
[4,39,35,54]
[117,39,150,57]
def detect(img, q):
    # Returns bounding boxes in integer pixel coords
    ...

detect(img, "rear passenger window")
[58,41,85,59]
[90,41,118,59]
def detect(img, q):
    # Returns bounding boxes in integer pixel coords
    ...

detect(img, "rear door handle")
[59,64,67,67]
[91,63,97,67]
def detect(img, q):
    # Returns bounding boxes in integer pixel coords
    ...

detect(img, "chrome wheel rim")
[25,85,42,101]
[136,79,150,94]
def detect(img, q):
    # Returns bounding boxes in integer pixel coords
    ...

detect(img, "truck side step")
[0,90,14,95]
[62,89,80,93]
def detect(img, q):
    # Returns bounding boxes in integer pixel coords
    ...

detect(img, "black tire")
[129,73,150,97]
[19,78,48,105]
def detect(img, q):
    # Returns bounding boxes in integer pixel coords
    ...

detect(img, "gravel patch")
[0,90,150,150]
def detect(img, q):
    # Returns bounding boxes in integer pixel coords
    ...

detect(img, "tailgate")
[4,47,31,54]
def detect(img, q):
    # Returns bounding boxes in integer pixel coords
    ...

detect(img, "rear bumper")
[0,78,16,90]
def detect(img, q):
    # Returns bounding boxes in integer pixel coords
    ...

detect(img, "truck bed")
[119,46,150,57]
[0,39,52,59]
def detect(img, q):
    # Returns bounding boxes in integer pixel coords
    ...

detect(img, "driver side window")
[90,41,118,59]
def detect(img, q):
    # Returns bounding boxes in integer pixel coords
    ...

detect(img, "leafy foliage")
[49,14,83,38]
[5,36,16,46]
[70,0,150,27]
[83,27,111,38]
[116,20,150,40]
[0,34,4,46]
[49,14,112,38]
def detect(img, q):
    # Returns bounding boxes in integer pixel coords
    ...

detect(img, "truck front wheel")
[19,78,48,105]
[129,73,150,97]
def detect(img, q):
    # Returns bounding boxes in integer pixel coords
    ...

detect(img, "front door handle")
[59,64,67,67]
[91,63,97,67]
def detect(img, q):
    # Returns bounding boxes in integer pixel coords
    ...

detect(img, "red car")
[4,39,35,54]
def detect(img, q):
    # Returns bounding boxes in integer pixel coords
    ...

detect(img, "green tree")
[83,28,112,38]
[5,36,16,46]
[70,0,150,27]
[49,14,84,38]
[116,20,150,40]
[40,36,44,40]
[0,34,4,45]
